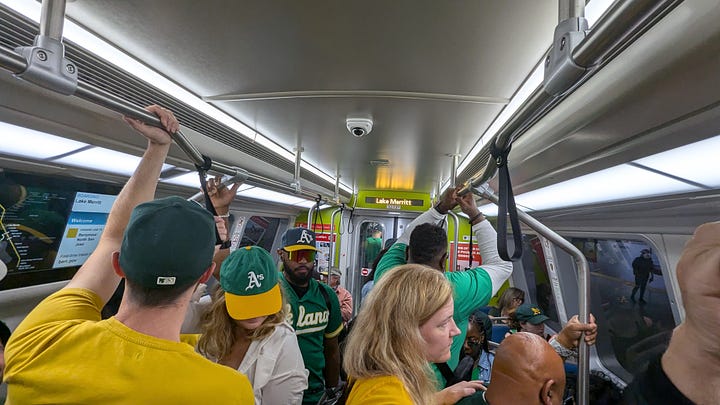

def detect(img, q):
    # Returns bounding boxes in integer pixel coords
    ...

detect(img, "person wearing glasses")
[456,332,567,405]
[488,287,525,318]
[455,310,495,385]
[278,228,343,405]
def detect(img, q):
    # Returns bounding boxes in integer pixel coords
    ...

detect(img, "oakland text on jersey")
[286,304,330,334]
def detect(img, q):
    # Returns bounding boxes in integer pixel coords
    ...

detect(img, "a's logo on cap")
[531,307,541,315]
[156,276,176,285]
[246,271,264,290]
[297,229,314,244]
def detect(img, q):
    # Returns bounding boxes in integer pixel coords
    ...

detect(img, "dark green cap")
[515,303,550,325]
[220,245,281,320]
[119,196,215,290]
[281,227,318,252]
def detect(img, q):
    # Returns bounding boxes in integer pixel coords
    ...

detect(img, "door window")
[571,238,675,374]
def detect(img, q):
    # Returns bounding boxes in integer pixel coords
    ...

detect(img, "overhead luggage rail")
[0,1,345,206]
[458,0,683,193]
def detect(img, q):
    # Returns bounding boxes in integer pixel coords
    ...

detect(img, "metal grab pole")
[307,205,316,230]
[329,207,343,267]
[450,154,459,188]
[457,0,682,197]
[560,0,585,20]
[187,175,245,202]
[573,0,682,68]
[478,188,590,404]
[39,0,66,40]
[0,44,347,203]
[0,44,26,72]
[447,211,460,272]
[458,85,550,196]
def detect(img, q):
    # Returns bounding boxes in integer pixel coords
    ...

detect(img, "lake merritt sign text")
[364,197,424,207]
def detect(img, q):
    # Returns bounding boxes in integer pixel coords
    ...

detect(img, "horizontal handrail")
[458,0,683,196]
[0,41,344,204]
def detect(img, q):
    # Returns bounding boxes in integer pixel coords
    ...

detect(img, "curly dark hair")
[469,310,492,354]
[0,319,11,346]
[408,223,448,266]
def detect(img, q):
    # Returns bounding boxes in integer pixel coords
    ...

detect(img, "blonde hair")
[343,264,453,405]
[197,285,287,361]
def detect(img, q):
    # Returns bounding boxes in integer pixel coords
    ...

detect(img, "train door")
[342,211,418,315]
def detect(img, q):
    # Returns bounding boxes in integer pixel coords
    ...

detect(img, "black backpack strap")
[489,142,523,261]
[318,282,332,312]
[435,362,460,387]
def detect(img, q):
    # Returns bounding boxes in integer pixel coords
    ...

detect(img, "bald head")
[486,333,565,405]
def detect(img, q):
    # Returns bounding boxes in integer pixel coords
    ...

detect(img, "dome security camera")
[346,118,373,137]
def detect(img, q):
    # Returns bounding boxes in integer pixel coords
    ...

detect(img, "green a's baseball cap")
[221,246,282,320]
[119,196,216,290]
[515,303,550,325]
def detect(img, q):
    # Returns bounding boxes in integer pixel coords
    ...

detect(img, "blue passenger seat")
[490,324,510,344]
[476,306,493,314]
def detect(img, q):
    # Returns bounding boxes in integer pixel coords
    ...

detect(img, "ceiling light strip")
[1,0,344,194]
[205,90,509,105]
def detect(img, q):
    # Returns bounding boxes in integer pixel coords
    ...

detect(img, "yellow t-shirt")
[4,288,253,404]
[347,375,414,404]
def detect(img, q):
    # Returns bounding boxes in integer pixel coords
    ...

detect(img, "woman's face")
[419,299,460,363]
[509,295,524,310]
[235,316,268,331]
[463,321,486,359]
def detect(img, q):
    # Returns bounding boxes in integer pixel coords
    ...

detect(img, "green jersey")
[364,236,383,267]
[281,276,343,404]
[374,209,512,388]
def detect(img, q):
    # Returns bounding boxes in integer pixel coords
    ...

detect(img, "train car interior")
[1,1,719,403]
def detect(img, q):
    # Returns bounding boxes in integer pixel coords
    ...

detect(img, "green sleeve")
[373,243,408,283]
[323,283,344,338]
[446,267,494,320]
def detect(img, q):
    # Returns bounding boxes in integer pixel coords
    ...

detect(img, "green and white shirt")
[281,277,343,404]
[374,207,513,387]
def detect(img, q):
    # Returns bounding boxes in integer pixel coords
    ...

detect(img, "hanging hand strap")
[313,195,323,231]
[338,203,346,235]
[468,235,474,270]
[489,143,523,261]
[195,155,223,245]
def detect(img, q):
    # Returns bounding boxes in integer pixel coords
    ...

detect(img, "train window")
[359,222,386,269]
[231,215,285,254]
[522,235,562,331]
[571,238,675,375]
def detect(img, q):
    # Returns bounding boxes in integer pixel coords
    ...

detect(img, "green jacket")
[374,207,513,387]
